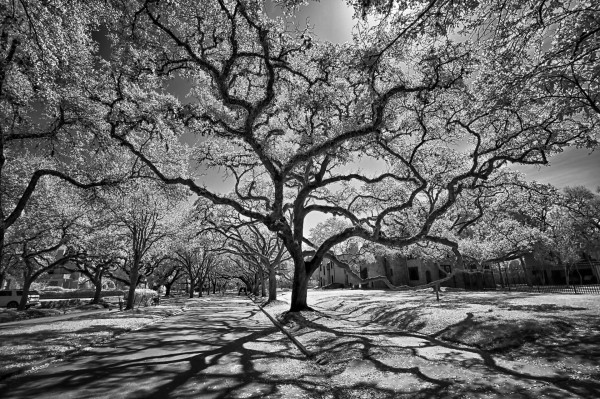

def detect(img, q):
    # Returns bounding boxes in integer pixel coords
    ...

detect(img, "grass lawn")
[261,288,600,398]
[0,299,188,379]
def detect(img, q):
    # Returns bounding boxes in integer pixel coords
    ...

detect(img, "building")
[523,252,600,285]
[360,254,457,289]
[316,251,462,289]
[37,247,85,289]
[317,260,350,287]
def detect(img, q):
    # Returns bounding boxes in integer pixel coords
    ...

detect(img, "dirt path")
[0,296,314,399]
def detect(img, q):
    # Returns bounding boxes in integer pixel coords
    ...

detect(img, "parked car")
[0,290,41,309]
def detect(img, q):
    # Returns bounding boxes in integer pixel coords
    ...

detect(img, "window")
[0,291,11,296]
[408,267,419,281]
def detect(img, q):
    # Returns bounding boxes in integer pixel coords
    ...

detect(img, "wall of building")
[317,261,347,287]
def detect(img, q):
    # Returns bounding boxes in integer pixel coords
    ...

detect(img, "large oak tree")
[88,0,599,312]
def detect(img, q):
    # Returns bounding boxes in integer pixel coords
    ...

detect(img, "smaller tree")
[217,220,290,301]
[151,259,184,297]
[8,180,84,309]
[101,181,183,309]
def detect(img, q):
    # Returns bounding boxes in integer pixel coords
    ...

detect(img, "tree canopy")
[1,0,598,312]
[86,0,599,311]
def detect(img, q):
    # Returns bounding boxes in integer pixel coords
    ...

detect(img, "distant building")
[317,260,349,287]
[360,254,459,289]
[316,251,462,289]
[523,252,600,285]
[36,247,84,289]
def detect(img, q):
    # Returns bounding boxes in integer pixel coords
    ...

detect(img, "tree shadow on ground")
[3,297,437,399]
[292,305,600,398]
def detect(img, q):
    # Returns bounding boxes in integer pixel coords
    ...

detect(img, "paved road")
[0,296,314,399]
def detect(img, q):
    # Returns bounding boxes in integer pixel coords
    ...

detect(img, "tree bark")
[260,266,266,297]
[92,279,102,304]
[125,264,139,310]
[252,272,259,296]
[289,261,310,312]
[18,278,32,311]
[268,266,277,301]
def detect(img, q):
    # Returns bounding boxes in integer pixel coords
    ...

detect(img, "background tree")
[6,179,84,309]
[172,232,222,298]
[68,234,122,304]
[100,181,183,309]
[213,213,290,301]
[561,186,600,253]
[150,257,184,297]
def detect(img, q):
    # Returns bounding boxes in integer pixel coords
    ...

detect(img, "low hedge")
[124,288,159,307]
[40,289,126,299]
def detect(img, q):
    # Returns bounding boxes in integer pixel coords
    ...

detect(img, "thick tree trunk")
[268,266,277,301]
[92,279,102,304]
[252,272,259,296]
[260,266,266,297]
[289,262,310,312]
[189,281,195,298]
[125,265,139,310]
[18,276,32,311]
[165,282,172,297]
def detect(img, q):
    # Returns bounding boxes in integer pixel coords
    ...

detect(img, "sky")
[264,0,600,193]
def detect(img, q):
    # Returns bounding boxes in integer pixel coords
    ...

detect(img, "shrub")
[39,299,83,309]
[40,289,126,299]
[41,286,70,292]
[124,288,159,307]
